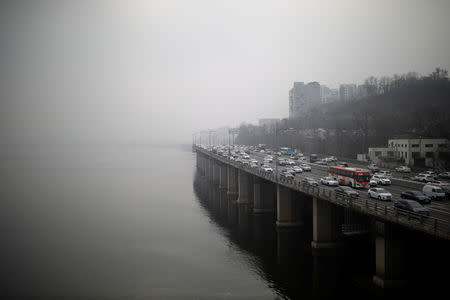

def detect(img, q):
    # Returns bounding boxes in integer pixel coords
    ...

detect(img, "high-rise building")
[339,84,357,102]
[289,82,321,119]
[320,85,339,104]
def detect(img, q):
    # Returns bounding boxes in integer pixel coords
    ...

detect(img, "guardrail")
[195,146,450,240]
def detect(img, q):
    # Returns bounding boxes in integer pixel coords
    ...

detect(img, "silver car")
[320,176,338,186]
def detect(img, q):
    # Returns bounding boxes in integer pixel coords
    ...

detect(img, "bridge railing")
[194,146,450,240]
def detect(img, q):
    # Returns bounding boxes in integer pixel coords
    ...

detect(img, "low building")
[368,138,450,168]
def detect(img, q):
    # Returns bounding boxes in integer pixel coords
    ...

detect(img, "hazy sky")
[1,0,449,144]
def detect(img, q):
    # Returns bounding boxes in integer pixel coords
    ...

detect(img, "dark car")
[400,191,431,204]
[394,199,430,216]
[335,186,359,198]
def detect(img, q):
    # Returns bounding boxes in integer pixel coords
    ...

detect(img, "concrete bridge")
[194,145,450,289]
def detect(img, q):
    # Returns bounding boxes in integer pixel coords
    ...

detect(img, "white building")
[289,82,321,119]
[320,85,339,104]
[339,84,357,102]
[368,138,450,167]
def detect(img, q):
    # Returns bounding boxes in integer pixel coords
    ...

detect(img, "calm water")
[0,145,448,299]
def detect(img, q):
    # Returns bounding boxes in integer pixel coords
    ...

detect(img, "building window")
[438,144,447,148]
[425,144,433,147]
[405,152,407,158]
[375,151,382,157]
[412,144,419,148]
[412,152,420,158]
[425,152,434,158]
[387,151,394,157]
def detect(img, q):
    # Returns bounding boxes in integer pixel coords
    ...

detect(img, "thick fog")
[1,0,449,145]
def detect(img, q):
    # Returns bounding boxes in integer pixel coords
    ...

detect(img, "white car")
[287,160,296,166]
[371,175,391,185]
[367,164,379,172]
[292,166,303,173]
[412,173,435,182]
[261,165,273,172]
[395,166,411,173]
[316,160,328,165]
[368,188,392,201]
[426,180,450,188]
[299,164,311,171]
[375,170,392,178]
[369,178,378,187]
[320,177,339,186]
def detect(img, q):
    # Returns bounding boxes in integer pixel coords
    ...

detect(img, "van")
[422,184,446,200]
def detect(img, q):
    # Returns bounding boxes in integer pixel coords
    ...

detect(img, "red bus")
[328,166,371,188]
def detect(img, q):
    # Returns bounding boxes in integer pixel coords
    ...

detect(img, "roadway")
[247,150,450,221]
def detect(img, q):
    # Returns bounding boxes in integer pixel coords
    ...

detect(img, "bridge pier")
[373,221,406,288]
[311,197,343,255]
[237,169,251,204]
[212,161,220,185]
[276,184,303,227]
[219,163,227,189]
[253,177,275,214]
[206,157,213,181]
[227,165,238,198]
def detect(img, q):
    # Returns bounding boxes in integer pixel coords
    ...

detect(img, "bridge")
[193,144,450,289]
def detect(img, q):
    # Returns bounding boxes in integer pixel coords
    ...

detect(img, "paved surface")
[247,150,450,221]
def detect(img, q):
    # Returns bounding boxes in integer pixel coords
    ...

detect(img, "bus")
[280,147,293,155]
[328,166,371,188]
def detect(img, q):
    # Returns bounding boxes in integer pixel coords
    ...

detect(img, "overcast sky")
[1,0,449,144]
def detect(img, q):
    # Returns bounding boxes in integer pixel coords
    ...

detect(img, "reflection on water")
[193,171,376,299]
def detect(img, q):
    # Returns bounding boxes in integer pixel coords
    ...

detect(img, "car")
[400,191,431,204]
[371,174,391,185]
[299,164,311,171]
[335,186,359,198]
[375,170,392,178]
[250,163,259,169]
[368,188,392,201]
[369,178,378,187]
[316,160,328,165]
[261,165,273,172]
[422,184,446,200]
[287,160,296,166]
[367,164,379,172]
[280,172,295,179]
[337,162,348,167]
[423,170,436,177]
[302,177,319,186]
[320,176,339,186]
[438,172,450,179]
[412,173,435,182]
[395,166,411,173]
[394,199,430,216]
[284,168,296,175]
[292,166,303,173]
[426,180,450,188]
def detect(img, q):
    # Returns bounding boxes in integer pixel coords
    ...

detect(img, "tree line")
[236,68,450,159]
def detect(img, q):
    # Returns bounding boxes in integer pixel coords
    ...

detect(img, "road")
[247,150,450,221]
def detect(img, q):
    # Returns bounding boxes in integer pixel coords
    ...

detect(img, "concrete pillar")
[276,184,303,227]
[311,197,342,252]
[237,169,250,204]
[219,164,227,189]
[373,221,406,288]
[253,178,276,214]
[206,158,212,180]
[227,165,238,197]
[212,161,220,185]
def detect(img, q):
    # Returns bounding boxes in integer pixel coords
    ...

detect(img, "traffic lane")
[252,155,449,219]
